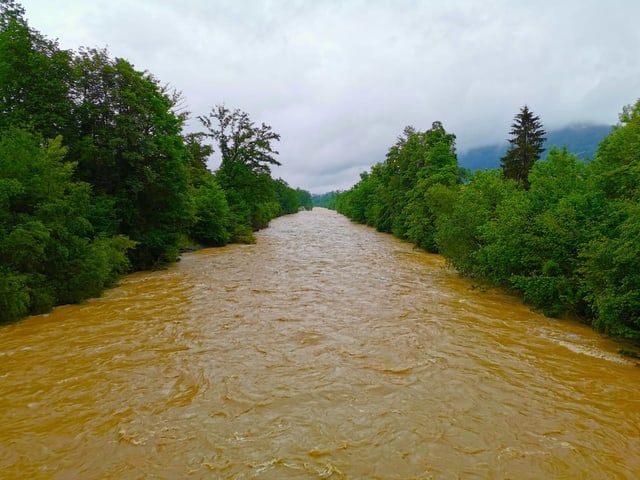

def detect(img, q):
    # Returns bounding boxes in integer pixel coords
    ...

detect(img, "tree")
[189,173,231,247]
[0,128,134,322]
[335,121,463,248]
[434,170,518,276]
[578,98,640,337]
[199,104,281,177]
[500,105,546,189]
[70,48,193,269]
[0,0,73,140]
[0,0,25,19]
[274,178,300,215]
[579,201,640,337]
[184,132,214,187]
[296,188,313,210]
[400,121,461,250]
[199,105,282,236]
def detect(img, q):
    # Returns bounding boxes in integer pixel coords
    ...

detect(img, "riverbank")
[2,208,638,479]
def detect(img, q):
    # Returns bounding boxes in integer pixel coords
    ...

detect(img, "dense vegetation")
[336,104,640,339]
[312,191,340,209]
[0,1,310,323]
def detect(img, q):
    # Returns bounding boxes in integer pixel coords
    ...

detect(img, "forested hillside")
[0,1,311,323]
[336,105,640,340]
[459,123,612,170]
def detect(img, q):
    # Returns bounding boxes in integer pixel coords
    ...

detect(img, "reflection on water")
[1,208,639,479]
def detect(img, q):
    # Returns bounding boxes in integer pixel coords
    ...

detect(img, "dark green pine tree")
[500,105,546,189]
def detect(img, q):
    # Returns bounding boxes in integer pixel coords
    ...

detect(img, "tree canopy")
[336,121,464,251]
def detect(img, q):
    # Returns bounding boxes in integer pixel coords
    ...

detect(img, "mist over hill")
[458,124,612,171]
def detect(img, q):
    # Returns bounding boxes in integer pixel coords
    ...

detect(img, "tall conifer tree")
[500,105,546,188]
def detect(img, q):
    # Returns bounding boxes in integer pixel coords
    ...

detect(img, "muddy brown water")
[1,208,639,479]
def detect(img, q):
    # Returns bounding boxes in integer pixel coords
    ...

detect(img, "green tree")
[336,171,378,224]
[199,105,282,236]
[0,1,73,140]
[296,188,313,210]
[183,131,231,246]
[189,173,231,247]
[578,99,640,337]
[401,121,461,251]
[380,126,421,234]
[579,201,640,337]
[0,128,133,323]
[274,178,300,215]
[434,170,518,277]
[199,104,281,177]
[70,48,193,269]
[184,132,214,186]
[512,148,592,315]
[500,105,546,189]
[336,121,463,249]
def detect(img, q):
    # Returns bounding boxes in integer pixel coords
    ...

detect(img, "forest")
[335,104,640,340]
[0,2,312,323]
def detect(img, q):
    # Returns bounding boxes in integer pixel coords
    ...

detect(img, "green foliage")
[0,268,30,323]
[70,48,193,270]
[430,101,640,337]
[189,173,231,247]
[230,224,256,244]
[577,99,640,337]
[0,128,134,322]
[500,105,546,189]
[252,200,281,230]
[296,188,313,210]
[274,178,300,215]
[339,111,636,330]
[434,170,518,276]
[201,105,283,233]
[579,201,640,337]
[401,130,461,251]
[312,191,339,209]
[471,149,590,315]
[184,132,214,186]
[337,121,463,252]
[199,105,281,175]
[0,3,73,140]
[336,172,376,224]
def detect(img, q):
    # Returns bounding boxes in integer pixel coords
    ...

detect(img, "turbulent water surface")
[1,208,639,479]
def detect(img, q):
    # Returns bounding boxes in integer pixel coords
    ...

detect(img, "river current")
[1,208,639,479]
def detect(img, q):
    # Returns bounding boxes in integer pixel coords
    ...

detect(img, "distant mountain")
[458,123,613,171]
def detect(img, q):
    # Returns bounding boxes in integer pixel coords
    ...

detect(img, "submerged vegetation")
[0,1,311,323]
[336,104,640,340]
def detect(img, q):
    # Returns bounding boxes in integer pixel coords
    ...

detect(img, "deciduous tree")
[199,105,282,235]
[71,48,193,269]
[0,1,73,139]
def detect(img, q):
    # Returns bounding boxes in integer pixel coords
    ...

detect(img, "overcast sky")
[19,0,640,193]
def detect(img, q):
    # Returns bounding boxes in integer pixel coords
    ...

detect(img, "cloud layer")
[21,0,640,192]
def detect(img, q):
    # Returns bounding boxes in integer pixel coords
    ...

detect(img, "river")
[1,208,639,479]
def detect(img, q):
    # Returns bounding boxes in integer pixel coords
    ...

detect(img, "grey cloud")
[20,0,640,192]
